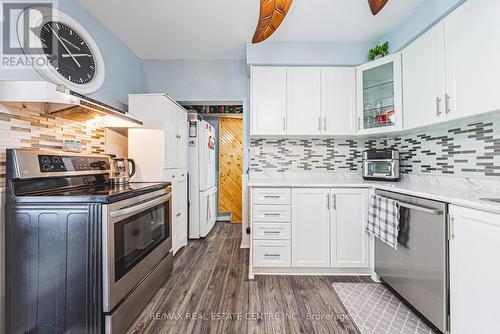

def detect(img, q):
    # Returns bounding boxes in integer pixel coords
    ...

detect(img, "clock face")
[40,22,96,85]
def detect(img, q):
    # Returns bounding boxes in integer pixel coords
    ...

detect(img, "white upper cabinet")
[356,53,403,135]
[444,0,500,121]
[251,67,287,135]
[250,66,356,136]
[449,205,500,334]
[163,98,188,169]
[321,67,356,135]
[129,94,188,170]
[163,99,180,169]
[330,189,370,268]
[291,188,330,267]
[176,109,188,168]
[286,67,322,135]
[403,23,446,130]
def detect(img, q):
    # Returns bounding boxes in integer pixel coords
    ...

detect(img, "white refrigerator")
[188,118,217,238]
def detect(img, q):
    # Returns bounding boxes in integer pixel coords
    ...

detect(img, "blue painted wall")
[379,0,467,51]
[142,60,248,102]
[246,41,374,66]
[0,0,146,108]
[142,59,250,171]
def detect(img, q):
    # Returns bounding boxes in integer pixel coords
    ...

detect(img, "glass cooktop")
[18,182,170,203]
[37,182,164,196]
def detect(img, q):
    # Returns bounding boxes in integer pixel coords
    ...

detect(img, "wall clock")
[18,6,105,94]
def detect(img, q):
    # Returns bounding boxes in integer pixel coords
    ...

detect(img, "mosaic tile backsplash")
[0,103,105,187]
[250,119,500,178]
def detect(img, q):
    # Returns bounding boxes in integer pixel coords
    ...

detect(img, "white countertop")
[248,174,500,215]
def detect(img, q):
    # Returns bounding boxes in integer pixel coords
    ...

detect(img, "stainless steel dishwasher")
[374,190,448,333]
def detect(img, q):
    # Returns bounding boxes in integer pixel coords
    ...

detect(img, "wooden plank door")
[218,117,243,223]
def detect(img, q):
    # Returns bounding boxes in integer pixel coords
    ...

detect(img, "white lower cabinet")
[292,188,331,267]
[449,205,500,334]
[253,240,291,267]
[253,223,291,240]
[330,188,370,268]
[252,204,291,222]
[166,169,188,255]
[251,187,372,273]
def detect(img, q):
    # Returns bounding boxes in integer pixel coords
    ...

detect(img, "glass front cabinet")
[356,53,403,135]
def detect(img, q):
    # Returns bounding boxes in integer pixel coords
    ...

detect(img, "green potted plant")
[368,42,389,61]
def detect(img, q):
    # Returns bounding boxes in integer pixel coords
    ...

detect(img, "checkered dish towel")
[366,194,400,250]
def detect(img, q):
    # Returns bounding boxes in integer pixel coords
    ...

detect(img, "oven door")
[103,187,172,312]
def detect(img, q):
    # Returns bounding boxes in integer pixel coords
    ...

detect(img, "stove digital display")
[38,155,109,173]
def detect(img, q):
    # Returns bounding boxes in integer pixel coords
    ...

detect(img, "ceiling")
[79,0,425,60]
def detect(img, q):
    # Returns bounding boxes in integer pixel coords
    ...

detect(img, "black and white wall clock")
[17,6,105,94]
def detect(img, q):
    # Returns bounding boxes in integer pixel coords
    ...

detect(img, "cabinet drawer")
[253,223,291,240]
[253,188,291,205]
[164,168,187,182]
[252,205,291,222]
[253,240,291,267]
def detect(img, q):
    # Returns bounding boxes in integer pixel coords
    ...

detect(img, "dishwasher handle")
[397,201,443,215]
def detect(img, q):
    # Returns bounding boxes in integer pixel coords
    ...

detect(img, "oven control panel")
[38,155,109,173]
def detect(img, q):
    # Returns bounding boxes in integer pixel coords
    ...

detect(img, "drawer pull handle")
[176,213,182,217]
[264,231,281,234]
[264,195,281,199]
[264,253,281,257]
[264,213,281,217]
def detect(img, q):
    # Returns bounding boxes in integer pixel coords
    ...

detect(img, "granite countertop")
[247,175,500,215]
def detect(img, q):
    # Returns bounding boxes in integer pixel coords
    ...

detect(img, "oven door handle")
[110,193,171,219]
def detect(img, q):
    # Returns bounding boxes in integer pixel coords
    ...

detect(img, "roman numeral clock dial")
[40,22,96,84]
[19,7,105,94]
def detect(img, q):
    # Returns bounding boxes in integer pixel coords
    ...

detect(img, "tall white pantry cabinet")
[128,94,189,255]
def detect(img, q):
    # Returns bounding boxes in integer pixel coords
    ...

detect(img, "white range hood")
[0,81,143,128]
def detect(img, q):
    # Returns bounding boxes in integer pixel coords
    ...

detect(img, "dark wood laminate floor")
[126,222,371,334]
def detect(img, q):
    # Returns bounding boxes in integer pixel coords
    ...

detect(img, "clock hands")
[49,26,81,68]
[61,54,91,58]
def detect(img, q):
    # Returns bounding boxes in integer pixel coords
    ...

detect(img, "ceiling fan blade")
[252,0,293,44]
[368,0,389,15]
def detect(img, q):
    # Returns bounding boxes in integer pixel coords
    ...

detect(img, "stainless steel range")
[5,149,173,334]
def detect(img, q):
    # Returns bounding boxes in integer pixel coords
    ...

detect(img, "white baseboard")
[252,266,374,276]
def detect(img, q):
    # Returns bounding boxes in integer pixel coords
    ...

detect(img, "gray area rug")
[333,283,435,334]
